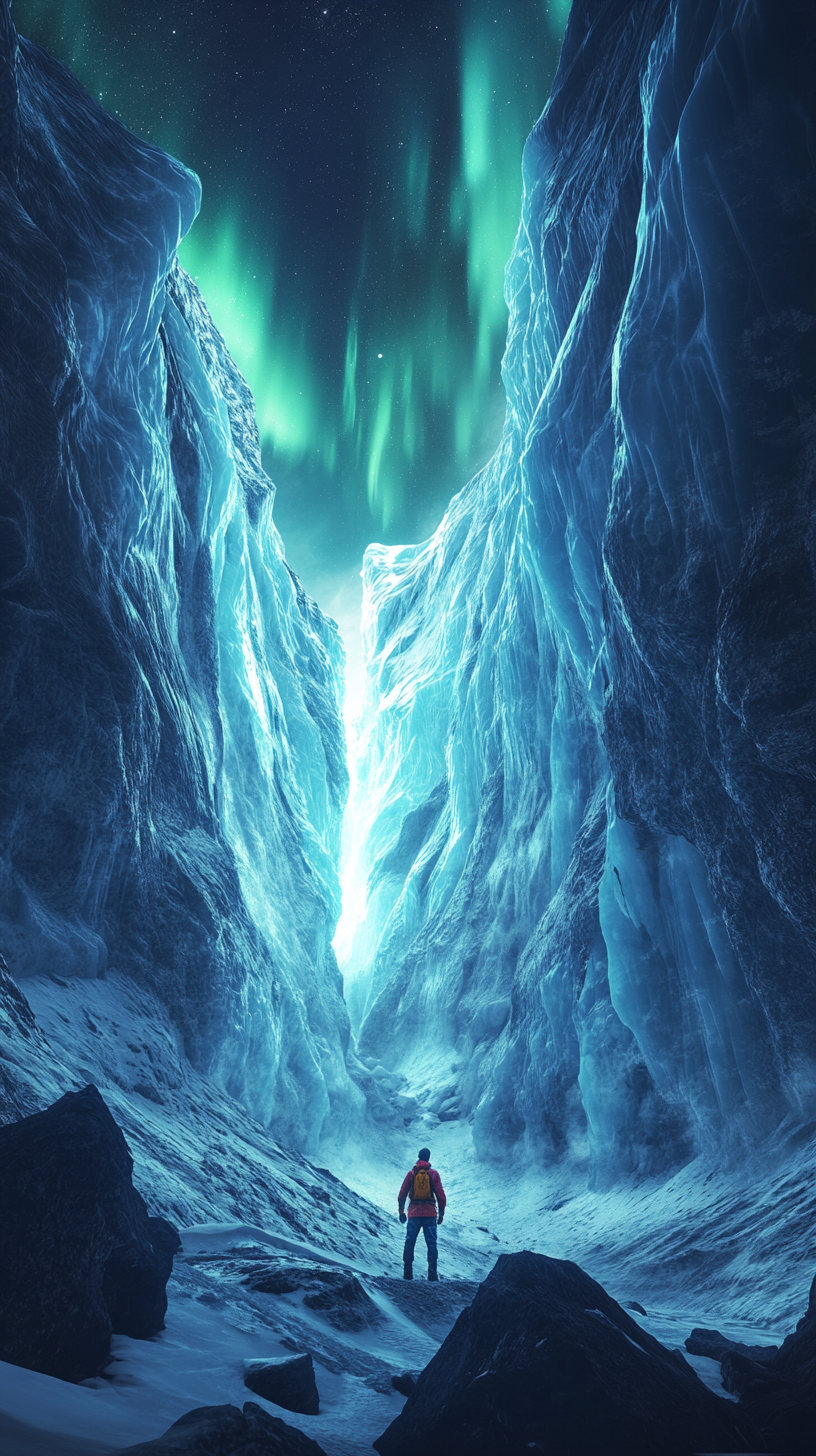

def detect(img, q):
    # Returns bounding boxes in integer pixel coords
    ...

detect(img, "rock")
[391,1373,417,1397]
[0,1084,180,1381]
[244,1267,307,1296]
[302,1271,382,1331]
[245,1263,381,1332]
[373,1252,765,1456]
[626,1301,648,1316]
[117,1402,327,1454]
[685,1327,778,1364]
[726,1272,815,1455]
[721,1348,779,1398]
[244,1354,320,1415]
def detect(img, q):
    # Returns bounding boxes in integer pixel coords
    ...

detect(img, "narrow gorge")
[0,1,813,1452]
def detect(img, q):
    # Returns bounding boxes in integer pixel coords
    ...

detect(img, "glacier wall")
[341,0,816,1176]
[0,6,357,1150]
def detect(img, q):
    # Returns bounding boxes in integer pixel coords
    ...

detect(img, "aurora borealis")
[14,0,568,594]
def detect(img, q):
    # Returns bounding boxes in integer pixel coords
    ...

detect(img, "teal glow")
[179,216,333,466]
[14,0,567,549]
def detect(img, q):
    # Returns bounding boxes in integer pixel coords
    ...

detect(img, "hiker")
[397,1146,446,1280]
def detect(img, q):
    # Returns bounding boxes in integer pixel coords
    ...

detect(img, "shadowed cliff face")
[0,5,356,1151]
[341,0,816,1175]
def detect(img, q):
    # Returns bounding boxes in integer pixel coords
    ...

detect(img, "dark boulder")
[245,1263,381,1332]
[373,1252,765,1456]
[117,1402,327,1454]
[685,1327,778,1364]
[391,1373,417,1397]
[245,1268,306,1296]
[302,1271,381,1331]
[0,1084,180,1381]
[244,1354,320,1415]
[726,1272,815,1455]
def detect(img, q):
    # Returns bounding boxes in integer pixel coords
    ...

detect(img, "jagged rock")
[118,1402,327,1455]
[302,1271,381,1331]
[244,1354,320,1415]
[685,1326,778,1364]
[722,1348,780,1398]
[391,1373,417,1397]
[244,1267,308,1296]
[0,1084,180,1381]
[725,1273,816,1455]
[373,1252,764,1456]
[245,1264,381,1332]
[626,1301,647,1316]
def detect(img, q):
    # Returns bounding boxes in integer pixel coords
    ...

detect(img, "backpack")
[411,1166,434,1201]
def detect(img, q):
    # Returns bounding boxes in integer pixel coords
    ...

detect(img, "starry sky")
[14,0,569,605]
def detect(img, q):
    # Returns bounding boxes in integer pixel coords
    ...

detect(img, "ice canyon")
[0,0,814,1394]
[340,0,816,1177]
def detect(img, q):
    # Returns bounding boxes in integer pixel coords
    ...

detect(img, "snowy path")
[1,971,810,1455]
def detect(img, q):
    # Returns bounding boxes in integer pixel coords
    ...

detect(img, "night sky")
[14,0,568,615]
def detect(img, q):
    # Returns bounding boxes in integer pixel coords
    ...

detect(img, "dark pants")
[403,1215,438,1267]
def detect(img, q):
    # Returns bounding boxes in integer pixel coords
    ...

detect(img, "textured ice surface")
[339,0,816,1174]
[0,10,356,1148]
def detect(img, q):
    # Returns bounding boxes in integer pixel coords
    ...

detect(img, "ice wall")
[0,6,356,1149]
[341,0,816,1175]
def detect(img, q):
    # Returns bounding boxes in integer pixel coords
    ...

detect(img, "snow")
[0,1267,407,1456]
[0,1213,770,1456]
[180,1226,374,1276]
[4,957,804,1455]
[0,1193,791,1456]
[0,4,813,1451]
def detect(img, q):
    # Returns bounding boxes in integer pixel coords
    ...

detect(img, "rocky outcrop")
[685,1327,778,1364]
[390,1373,417,1397]
[0,1084,179,1381]
[723,1273,815,1455]
[244,1265,381,1332]
[373,1251,764,1456]
[119,1403,327,1455]
[244,1355,320,1416]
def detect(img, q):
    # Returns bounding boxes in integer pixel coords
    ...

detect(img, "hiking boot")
[427,1263,439,1281]
[403,1261,413,1280]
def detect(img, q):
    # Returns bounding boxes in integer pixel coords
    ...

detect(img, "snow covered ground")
[0,1223,459,1456]
[0,1214,790,1456]
[1,967,810,1455]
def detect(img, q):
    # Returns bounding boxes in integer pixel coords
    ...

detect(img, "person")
[397,1146,446,1280]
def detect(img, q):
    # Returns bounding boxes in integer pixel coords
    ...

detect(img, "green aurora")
[14,0,569,582]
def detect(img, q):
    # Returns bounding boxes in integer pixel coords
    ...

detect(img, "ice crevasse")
[339,0,816,1175]
[0,2,358,1150]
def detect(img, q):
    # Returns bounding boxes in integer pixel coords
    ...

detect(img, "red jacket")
[398,1160,446,1219]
